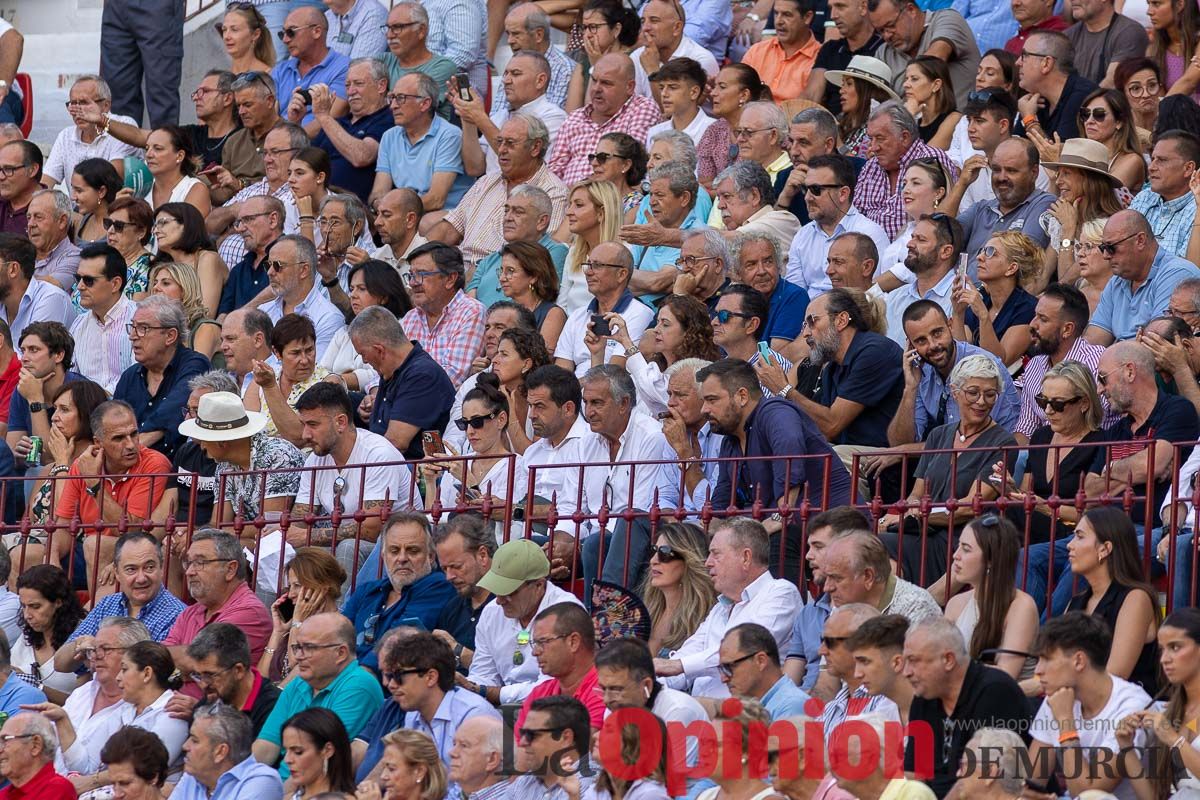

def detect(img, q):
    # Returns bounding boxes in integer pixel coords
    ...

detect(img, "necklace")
[957,419,994,442]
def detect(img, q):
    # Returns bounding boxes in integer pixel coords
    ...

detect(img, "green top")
[383,52,458,120]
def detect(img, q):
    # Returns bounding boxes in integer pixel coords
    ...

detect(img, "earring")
[323,758,329,776]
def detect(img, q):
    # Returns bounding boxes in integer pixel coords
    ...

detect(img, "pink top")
[814,774,857,800]
[165,582,272,696]
[1165,51,1200,103]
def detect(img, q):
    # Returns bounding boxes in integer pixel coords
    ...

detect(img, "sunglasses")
[652,544,681,562]
[1035,394,1083,412]
[454,412,498,431]
[74,273,104,287]
[514,629,530,666]
[1098,232,1138,256]
[277,23,319,40]
[711,309,752,324]
[588,152,624,164]
[821,635,848,649]
[101,218,133,233]
[804,183,843,197]
[717,651,758,678]
[1078,107,1109,122]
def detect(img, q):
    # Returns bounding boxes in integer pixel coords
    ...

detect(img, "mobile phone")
[278,597,294,623]
[908,351,923,369]
[590,313,612,337]
[757,341,774,364]
[421,430,444,454]
[296,87,312,106]
[956,252,969,279]
[455,72,472,101]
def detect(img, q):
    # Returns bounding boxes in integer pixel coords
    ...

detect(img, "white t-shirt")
[1031,675,1150,800]
[295,429,418,513]
[646,111,716,149]
[554,297,656,376]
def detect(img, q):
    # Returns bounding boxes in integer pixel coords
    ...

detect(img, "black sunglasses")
[804,183,844,197]
[382,668,428,683]
[101,218,133,233]
[454,412,498,431]
[717,651,759,677]
[711,309,752,324]
[822,635,848,649]
[1078,107,1109,122]
[1034,394,1083,413]
[652,544,681,562]
[1098,232,1138,256]
[74,273,103,287]
[588,152,624,164]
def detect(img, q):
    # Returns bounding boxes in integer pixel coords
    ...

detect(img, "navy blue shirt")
[218,247,272,316]
[817,330,904,447]
[712,396,852,511]
[369,342,454,460]
[1014,71,1098,141]
[763,278,810,343]
[312,107,394,205]
[341,570,472,673]
[355,700,407,782]
[9,370,84,436]
[965,287,1037,344]
[113,347,211,460]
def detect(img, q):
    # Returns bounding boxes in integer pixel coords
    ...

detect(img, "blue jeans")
[1169,527,1199,610]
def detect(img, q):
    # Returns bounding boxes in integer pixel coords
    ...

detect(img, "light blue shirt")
[0,669,45,715]
[629,192,713,307]
[786,593,832,691]
[0,277,74,344]
[376,117,471,209]
[681,0,733,61]
[271,50,350,126]
[422,0,488,91]
[760,674,811,720]
[325,0,388,59]
[785,207,890,296]
[466,234,570,307]
[1091,244,1200,341]
[258,281,347,360]
[1130,188,1197,258]
[404,687,501,765]
[884,267,956,348]
[914,340,1021,440]
[654,422,724,513]
[951,0,1017,53]
[171,755,284,800]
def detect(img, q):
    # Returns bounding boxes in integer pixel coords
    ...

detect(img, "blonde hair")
[565,180,623,275]
[639,523,717,652]
[990,230,1043,287]
[1079,217,1107,244]
[1042,359,1102,431]
[149,261,207,331]
[381,730,447,800]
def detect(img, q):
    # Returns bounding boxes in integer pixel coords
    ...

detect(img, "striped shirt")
[69,294,137,395]
[822,684,897,742]
[853,140,959,240]
[325,0,389,59]
[217,179,299,268]
[1130,188,1197,258]
[1015,337,1118,437]
[440,164,568,265]
[423,0,488,92]
[400,290,486,386]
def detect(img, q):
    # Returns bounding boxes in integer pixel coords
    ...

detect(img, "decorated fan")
[591,579,652,645]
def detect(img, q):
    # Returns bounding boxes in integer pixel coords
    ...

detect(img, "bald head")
[592,240,633,270]
[1107,208,1153,239]
[292,5,326,28]
[596,53,635,83]
[1107,339,1155,375]
[301,611,357,649]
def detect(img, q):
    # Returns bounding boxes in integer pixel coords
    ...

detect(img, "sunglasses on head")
[1034,394,1083,412]
[652,544,681,562]
[454,412,498,431]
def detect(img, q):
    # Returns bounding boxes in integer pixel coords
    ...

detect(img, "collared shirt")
[164,582,273,665]
[271,50,351,125]
[515,666,607,734]
[518,414,591,505]
[312,105,394,204]
[467,233,569,307]
[568,411,669,537]
[9,369,82,436]
[1,276,73,345]
[405,686,502,764]
[491,46,577,117]
[554,291,656,375]
[54,445,172,526]
[785,207,890,295]
[0,762,75,800]
[1014,71,1098,141]
[548,95,662,186]
[69,294,137,393]
[764,277,810,343]
[958,190,1056,266]
[44,115,142,184]
[823,684,897,742]
[884,268,956,347]
[443,164,569,265]
[1131,188,1197,257]
[742,35,822,101]
[510,774,596,800]
[217,182,299,270]
[655,423,724,514]
[630,210,703,307]
[645,110,717,149]
[34,236,80,291]
[423,0,488,91]
[1092,245,1200,341]
[631,37,719,98]
[479,93,568,174]
[914,340,1022,439]
[342,570,470,672]
[0,669,45,715]
[665,571,802,698]
[738,205,803,249]
[325,0,388,58]
[1003,14,1069,54]
[400,290,485,386]
[466,781,511,800]
[854,140,960,239]
[761,674,812,719]
[171,755,284,800]
[377,117,471,208]
[113,346,212,458]
[818,330,905,447]
[1015,337,1117,436]
[67,585,187,642]
[470,581,584,704]
[62,687,188,775]
[786,593,832,691]
[369,342,455,460]
[681,0,732,61]
[257,281,346,359]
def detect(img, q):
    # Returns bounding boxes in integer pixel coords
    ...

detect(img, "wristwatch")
[747,12,761,21]
[776,383,793,398]
[29,402,49,414]
[1059,238,1074,251]
[86,482,102,497]
[321,275,339,288]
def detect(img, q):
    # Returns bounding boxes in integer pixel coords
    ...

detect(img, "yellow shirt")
[742,35,822,101]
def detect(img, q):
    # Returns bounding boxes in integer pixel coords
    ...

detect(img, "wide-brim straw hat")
[825,56,901,102]
[178,391,269,442]
[1042,138,1123,187]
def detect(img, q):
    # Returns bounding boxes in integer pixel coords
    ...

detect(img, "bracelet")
[1174,735,1188,750]
[322,276,339,288]
[1022,114,1040,127]
[1058,731,1081,745]
[49,464,69,476]
[264,647,276,655]
[101,114,112,136]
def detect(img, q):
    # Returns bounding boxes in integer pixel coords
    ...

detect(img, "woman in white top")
[12,564,86,704]
[696,700,778,800]
[875,158,950,293]
[605,294,719,417]
[560,180,624,314]
[321,260,409,392]
[943,515,1039,687]
[144,126,210,215]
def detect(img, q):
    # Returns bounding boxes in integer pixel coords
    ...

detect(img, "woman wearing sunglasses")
[590,132,648,219]
[1079,89,1146,192]
[218,3,275,75]
[261,548,345,685]
[641,523,716,658]
[944,514,1038,689]
[950,231,1038,366]
[71,157,124,246]
[99,196,154,309]
[151,202,227,318]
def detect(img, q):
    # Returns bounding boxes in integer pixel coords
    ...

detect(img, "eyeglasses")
[732,127,770,140]
[190,665,236,685]
[259,146,299,158]
[290,642,343,657]
[382,668,428,683]
[1073,241,1097,255]
[126,323,170,338]
[804,183,844,196]
[0,734,36,747]
[181,556,236,571]
[959,387,999,404]
[581,260,627,271]
[518,727,565,743]
[454,412,499,431]
[266,259,304,273]
[717,652,759,677]
[588,152,624,164]
[79,645,127,660]
[65,99,98,109]
[1098,232,1138,256]
[1126,80,1161,98]
[233,211,273,229]
[191,86,225,100]
[711,309,752,324]
[315,216,346,229]
[514,629,530,666]
[1034,394,1083,413]
[386,92,422,105]
[402,269,445,286]
[1096,366,1128,386]
[1167,304,1200,319]
[101,218,134,233]
[1019,49,1054,61]
[821,635,848,649]
[581,22,611,33]
[0,164,28,178]
[74,273,105,287]
[381,21,423,33]
[802,313,831,330]
[674,255,720,269]
[278,23,319,40]
[652,544,681,562]
[152,217,178,230]
[1078,107,1109,122]
[531,634,569,652]
[979,244,1000,259]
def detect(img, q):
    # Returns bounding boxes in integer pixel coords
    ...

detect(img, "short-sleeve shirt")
[219,248,273,316]
[296,429,413,514]
[271,51,351,126]
[514,666,607,734]
[1066,14,1149,86]
[764,278,810,343]
[817,331,904,447]
[9,370,83,436]
[66,586,187,643]
[369,342,455,460]
[915,423,1017,502]
[113,346,212,459]
[875,9,980,108]
[1090,246,1200,341]
[213,433,304,520]
[311,106,394,204]
[163,581,273,663]
[54,446,172,527]
[957,191,1056,268]
[741,35,822,102]
[376,117,470,208]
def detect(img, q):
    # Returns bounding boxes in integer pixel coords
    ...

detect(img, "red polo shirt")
[515,666,607,734]
[0,356,20,425]
[0,762,76,800]
[1004,15,1070,55]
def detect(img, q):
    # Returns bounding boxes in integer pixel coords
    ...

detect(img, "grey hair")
[32,189,72,219]
[137,294,188,340]
[647,161,698,204]
[349,57,389,83]
[399,72,439,106]
[269,121,310,151]
[205,69,236,94]
[191,529,244,566]
[664,358,712,391]
[510,49,552,79]
[321,192,368,236]
[908,616,969,661]
[194,702,255,764]
[516,3,552,32]
[681,227,732,276]
[730,230,784,274]
[232,71,276,98]
[648,129,698,172]
[792,106,839,143]
[349,305,407,347]
[581,364,637,408]
[90,399,137,440]
[743,101,788,141]
[507,112,551,161]
[948,353,1002,389]
[0,123,21,141]
[510,184,553,221]
[869,100,920,142]
[273,234,318,275]
[830,602,882,628]
[965,729,1028,795]
[98,616,153,648]
[13,712,58,761]
[1174,276,1200,312]
[713,160,775,207]
[433,513,498,557]
[75,74,113,103]
[393,1,429,26]
[188,369,240,395]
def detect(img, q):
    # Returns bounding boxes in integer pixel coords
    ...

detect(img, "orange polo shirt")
[55,446,172,530]
[742,35,822,101]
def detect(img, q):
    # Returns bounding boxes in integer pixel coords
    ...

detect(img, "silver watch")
[776,383,793,397]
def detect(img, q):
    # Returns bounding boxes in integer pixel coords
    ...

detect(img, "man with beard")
[431,514,496,669]
[1014,283,1109,442]
[882,213,960,347]
[341,511,471,675]
[166,623,281,736]
[955,137,1054,269]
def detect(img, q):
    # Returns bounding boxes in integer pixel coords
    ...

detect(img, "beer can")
[25,436,41,465]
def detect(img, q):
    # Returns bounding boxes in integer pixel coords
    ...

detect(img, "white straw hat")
[178,391,268,442]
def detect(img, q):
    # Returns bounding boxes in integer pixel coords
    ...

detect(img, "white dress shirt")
[631,37,720,97]
[785,206,890,296]
[319,327,379,393]
[646,111,717,149]
[69,294,137,394]
[481,93,568,174]
[258,282,346,360]
[665,570,802,698]
[61,685,188,777]
[469,581,584,704]
[517,414,591,508]
[570,411,668,537]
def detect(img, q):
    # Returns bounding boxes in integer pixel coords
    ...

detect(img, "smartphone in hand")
[421,430,444,454]
[590,314,612,337]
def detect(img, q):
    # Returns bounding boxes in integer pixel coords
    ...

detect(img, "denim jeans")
[1168,527,1199,610]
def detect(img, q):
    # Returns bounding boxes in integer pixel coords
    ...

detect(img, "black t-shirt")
[172,439,216,528]
[812,32,883,115]
[818,330,903,447]
[1009,426,1108,544]
[182,123,241,172]
[1014,72,1098,142]
[905,660,1030,798]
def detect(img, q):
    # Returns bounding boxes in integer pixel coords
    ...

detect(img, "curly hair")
[651,294,720,370]
[149,261,208,329]
[16,564,86,650]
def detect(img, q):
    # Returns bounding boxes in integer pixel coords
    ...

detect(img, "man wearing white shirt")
[786,154,889,296]
[631,0,719,98]
[644,58,715,148]
[454,50,568,178]
[69,243,137,394]
[654,517,801,698]
[0,233,73,347]
[256,234,346,360]
[517,365,591,519]
[465,539,584,705]
[42,75,141,189]
[370,187,427,281]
